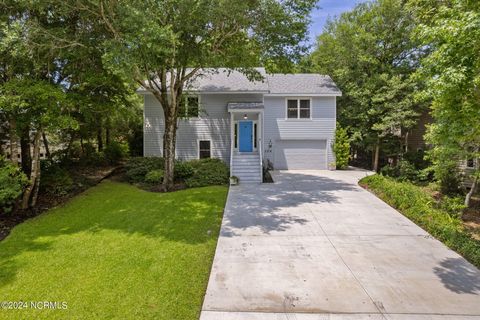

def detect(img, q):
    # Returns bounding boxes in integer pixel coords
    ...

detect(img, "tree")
[310,0,425,171]
[75,0,316,190]
[333,123,350,169]
[0,79,76,209]
[409,0,480,208]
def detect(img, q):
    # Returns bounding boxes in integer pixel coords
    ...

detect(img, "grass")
[360,174,480,268]
[0,181,228,320]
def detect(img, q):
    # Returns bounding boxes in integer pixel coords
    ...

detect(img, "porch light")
[243,114,248,120]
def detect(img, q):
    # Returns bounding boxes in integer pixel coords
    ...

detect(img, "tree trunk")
[20,126,32,177]
[464,175,478,208]
[373,138,380,172]
[42,131,51,159]
[162,114,177,191]
[21,130,41,210]
[97,127,103,151]
[8,117,18,166]
[106,127,111,146]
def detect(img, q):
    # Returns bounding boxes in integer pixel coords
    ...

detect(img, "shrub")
[103,141,130,164]
[438,166,463,196]
[174,161,194,180]
[438,196,466,218]
[380,160,431,183]
[333,124,350,169]
[0,157,28,213]
[40,161,74,196]
[145,170,164,184]
[360,174,480,268]
[125,157,164,183]
[185,158,229,188]
[403,150,430,170]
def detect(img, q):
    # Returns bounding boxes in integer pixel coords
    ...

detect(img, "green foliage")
[437,165,464,196]
[40,162,74,197]
[360,174,480,268]
[333,124,350,169]
[185,158,229,188]
[125,157,165,183]
[381,160,421,182]
[410,0,480,197]
[103,141,130,164]
[438,196,466,219]
[0,157,28,213]
[174,161,195,180]
[145,169,164,184]
[310,0,425,166]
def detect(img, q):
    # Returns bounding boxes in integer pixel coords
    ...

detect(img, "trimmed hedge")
[360,174,480,268]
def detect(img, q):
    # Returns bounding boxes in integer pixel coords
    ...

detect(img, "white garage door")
[275,140,327,170]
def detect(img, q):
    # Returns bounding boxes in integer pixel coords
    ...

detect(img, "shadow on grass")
[0,181,227,288]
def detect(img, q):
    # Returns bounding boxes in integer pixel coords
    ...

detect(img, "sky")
[307,0,369,47]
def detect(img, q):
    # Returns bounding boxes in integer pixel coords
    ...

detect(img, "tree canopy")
[309,0,426,170]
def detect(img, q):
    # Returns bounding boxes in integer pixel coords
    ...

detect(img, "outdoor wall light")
[243,114,248,120]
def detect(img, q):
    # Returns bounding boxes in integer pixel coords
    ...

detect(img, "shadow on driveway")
[434,257,480,294]
[221,172,359,237]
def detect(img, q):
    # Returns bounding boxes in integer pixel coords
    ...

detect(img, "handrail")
[259,137,263,181]
[229,113,233,176]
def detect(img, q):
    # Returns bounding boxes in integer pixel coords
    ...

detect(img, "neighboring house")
[406,110,477,188]
[138,68,341,183]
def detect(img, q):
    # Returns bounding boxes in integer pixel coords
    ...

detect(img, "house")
[138,68,341,183]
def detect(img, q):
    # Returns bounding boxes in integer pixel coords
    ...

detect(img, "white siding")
[143,93,262,163]
[263,96,336,169]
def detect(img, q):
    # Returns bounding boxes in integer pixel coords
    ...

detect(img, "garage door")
[274,140,327,170]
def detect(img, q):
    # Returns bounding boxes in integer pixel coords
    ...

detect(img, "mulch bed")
[0,165,122,241]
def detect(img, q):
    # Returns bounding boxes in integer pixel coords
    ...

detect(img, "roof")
[266,74,341,95]
[138,68,341,95]
[187,68,269,92]
[227,102,264,111]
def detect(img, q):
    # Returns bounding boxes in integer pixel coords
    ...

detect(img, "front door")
[239,121,253,152]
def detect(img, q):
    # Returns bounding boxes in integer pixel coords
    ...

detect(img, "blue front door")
[239,121,253,152]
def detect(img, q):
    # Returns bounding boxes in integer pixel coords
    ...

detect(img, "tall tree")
[409,0,480,207]
[310,0,425,171]
[75,0,316,190]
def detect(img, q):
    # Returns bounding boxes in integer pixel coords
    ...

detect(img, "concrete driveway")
[200,170,480,320]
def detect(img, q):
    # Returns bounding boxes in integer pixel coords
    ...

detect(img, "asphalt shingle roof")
[266,74,341,95]
[139,68,341,95]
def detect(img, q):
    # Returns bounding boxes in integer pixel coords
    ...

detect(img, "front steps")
[231,153,262,184]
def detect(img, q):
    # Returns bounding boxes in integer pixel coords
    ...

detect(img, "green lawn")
[0,181,228,320]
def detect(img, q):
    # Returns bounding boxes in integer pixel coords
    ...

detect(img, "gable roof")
[138,68,341,96]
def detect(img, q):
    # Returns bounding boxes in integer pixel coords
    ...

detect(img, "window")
[287,99,310,119]
[199,140,211,159]
[287,99,298,119]
[179,96,199,118]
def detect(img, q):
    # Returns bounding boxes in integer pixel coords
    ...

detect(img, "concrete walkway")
[201,170,480,320]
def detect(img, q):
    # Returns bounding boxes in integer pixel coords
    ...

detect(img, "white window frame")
[285,97,312,120]
[198,139,212,159]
